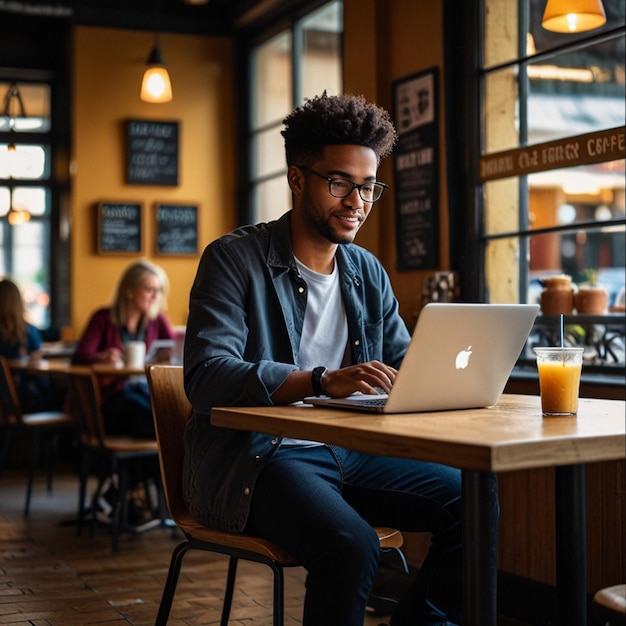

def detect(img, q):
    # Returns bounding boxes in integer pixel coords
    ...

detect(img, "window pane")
[11,186,48,216]
[529,160,625,228]
[0,144,48,179]
[253,175,291,224]
[484,38,625,153]
[301,0,343,100]
[529,228,625,307]
[11,221,50,327]
[251,124,286,178]
[0,82,50,133]
[0,186,8,216]
[251,31,293,129]
[527,38,625,146]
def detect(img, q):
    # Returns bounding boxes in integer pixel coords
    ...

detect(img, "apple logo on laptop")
[455,346,472,370]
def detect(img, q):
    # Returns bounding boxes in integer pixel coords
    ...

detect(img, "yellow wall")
[70,27,235,336]
[345,0,448,328]
[70,4,446,337]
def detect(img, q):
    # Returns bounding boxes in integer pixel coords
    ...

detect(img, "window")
[0,82,53,328]
[478,0,625,373]
[245,1,343,223]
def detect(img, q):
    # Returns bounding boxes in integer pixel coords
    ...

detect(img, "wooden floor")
[0,466,527,626]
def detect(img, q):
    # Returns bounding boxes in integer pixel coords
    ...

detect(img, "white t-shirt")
[281,257,348,447]
[295,257,348,372]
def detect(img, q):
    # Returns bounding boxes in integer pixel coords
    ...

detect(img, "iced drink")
[534,347,584,416]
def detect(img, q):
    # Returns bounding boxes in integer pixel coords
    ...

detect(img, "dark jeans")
[101,380,159,487]
[102,380,154,439]
[248,444,463,626]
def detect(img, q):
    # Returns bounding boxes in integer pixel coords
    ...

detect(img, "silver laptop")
[304,302,539,413]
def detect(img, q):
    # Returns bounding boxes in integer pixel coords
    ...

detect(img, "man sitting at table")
[183,93,462,626]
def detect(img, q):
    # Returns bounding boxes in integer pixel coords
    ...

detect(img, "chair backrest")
[0,355,22,426]
[146,365,192,523]
[66,367,109,448]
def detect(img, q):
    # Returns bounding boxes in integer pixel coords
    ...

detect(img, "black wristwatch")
[311,366,327,396]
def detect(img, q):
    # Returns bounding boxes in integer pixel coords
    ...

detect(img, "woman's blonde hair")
[0,278,27,345]
[109,260,169,328]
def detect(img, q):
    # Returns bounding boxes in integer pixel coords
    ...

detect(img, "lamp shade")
[542,0,607,33]
[140,42,173,103]
[7,206,31,226]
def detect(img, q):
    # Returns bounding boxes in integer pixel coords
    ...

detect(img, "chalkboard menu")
[126,119,179,186]
[97,202,143,254]
[155,203,198,255]
[392,68,439,270]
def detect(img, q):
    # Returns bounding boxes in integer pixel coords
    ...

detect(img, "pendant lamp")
[542,0,607,33]
[140,34,173,103]
[2,84,32,226]
[7,204,31,226]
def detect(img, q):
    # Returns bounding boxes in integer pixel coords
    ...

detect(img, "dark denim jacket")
[183,211,411,532]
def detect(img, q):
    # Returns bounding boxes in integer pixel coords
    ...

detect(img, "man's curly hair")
[281,93,397,167]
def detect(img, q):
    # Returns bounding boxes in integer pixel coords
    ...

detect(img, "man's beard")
[300,192,360,245]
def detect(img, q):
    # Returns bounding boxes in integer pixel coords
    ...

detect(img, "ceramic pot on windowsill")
[574,286,609,315]
[540,275,574,315]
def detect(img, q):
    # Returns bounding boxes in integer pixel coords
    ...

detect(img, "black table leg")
[555,464,587,626]
[462,470,499,626]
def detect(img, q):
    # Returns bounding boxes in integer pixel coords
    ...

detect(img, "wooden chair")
[593,584,626,626]
[146,364,405,626]
[67,367,165,553]
[0,355,75,516]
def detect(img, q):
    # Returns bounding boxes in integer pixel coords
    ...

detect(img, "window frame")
[445,0,625,380]
[234,0,344,225]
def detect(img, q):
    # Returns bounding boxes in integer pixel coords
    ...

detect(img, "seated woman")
[0,278,61,412]
[72,259,175,438]
[72,259,176,524]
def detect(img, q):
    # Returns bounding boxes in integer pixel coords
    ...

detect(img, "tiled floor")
[0,467,528,625]
[0,467,398,625]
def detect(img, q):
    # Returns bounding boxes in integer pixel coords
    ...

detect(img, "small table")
[8,360,146,378]
[211,394,625,626]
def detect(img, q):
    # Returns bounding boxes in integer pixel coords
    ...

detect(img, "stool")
[593,584,626,626]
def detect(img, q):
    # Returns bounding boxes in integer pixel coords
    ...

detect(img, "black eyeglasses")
[298,166,389,203]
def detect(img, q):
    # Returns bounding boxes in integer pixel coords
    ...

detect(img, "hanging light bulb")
[140,35,173,103]
[542,0,607,33]
[7,206,31,226]
[7,190,31,226]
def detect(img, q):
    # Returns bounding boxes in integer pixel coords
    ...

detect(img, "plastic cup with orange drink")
[534,347,584,416]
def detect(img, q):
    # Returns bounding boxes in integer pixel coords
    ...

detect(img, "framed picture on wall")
[154,202,199,256]
[392,67,440,270]
[96,201,143,255]
[126,119,179,186]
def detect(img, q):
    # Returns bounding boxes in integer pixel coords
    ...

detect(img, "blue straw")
[560,314,564,348]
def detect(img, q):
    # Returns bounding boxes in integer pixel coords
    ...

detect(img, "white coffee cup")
[124,341,146,368]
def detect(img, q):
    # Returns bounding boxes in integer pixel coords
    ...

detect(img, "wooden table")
[8,359,145,378]
[211,394,626,626]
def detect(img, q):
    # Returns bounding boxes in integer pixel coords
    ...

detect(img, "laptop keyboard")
[354,397,388,407]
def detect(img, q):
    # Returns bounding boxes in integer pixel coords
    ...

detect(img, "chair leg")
[221,557,239,626]
[77,450,91,536]
[112,461,129,554]
[155,540,190,626]
[381,546,410,574]
[24,431,41,517]
[0,429,13,473]
[45,432,61,494]
[271,563,285,626]
[90,473,108,538]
